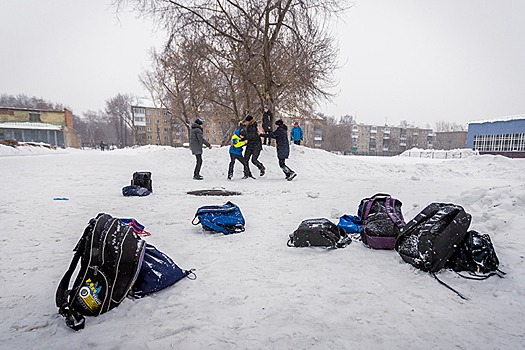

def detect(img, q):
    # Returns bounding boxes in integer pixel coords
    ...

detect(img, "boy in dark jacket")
[243,115,266,176]
[262,105,273,146]
[228,125,254,180]
[262,119,297,181]
[189,118,212,180]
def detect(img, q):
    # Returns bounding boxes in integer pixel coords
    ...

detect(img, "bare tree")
[114,0,349,123]
[74,110,115,148]
[435,120,467,132]
[105,94,134,147]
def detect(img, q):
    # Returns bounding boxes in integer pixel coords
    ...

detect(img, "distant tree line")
[0,93,64,111]
[1,93,135,148]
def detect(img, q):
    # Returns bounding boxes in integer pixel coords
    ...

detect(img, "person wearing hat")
[261,119,297,181]
[189,118,212,180]
[290,121,304,145]
[242,115,266,176]
[261,105,273,146]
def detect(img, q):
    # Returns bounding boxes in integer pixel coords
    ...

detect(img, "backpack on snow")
[395,203,504,299]
[357,193,406,249]
[395,203,471,273]
[55,213,146,331]
[445,230,504,277]
[287,218,352,248]
[192,201,245,235]
[130,243,195,298]
[131,171,153,192]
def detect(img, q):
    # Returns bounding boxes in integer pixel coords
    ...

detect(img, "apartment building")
[350,124,434,156]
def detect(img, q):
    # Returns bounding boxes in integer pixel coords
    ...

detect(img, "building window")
[147,127,152,132]
[29,113,41,122]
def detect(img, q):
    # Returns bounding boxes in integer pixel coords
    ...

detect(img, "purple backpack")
[357,193,406,249]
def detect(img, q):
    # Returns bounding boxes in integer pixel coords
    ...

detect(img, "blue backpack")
[337,214,363,234]
[131,244,195,298]
[192,201,245,234]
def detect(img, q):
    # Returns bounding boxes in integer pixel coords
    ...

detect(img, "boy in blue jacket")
[290,121,304,145]
[228,126,255,180]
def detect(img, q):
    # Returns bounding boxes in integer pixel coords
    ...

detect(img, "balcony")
[370,128,377,134]
[383,134,390,140]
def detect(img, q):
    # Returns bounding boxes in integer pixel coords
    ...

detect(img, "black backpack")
[445,230,503,277]
[357,193,406,249]
[287,218,351,249]
[55,213,146,331]
[395,203,471,273]
[131,171,153,192]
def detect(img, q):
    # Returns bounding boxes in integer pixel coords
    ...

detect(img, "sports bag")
[131,171,153,192]
[337,214,362,234]
[122,185,151,197]
[395,203,471,273]
[130,244,195,298]
[55,213,146,331]
[357,193,405,249]
[192,201,245,234]
[445,230,504,277]
[287,218,352,248]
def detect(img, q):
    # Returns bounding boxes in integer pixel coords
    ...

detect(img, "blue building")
[467,116,525,158]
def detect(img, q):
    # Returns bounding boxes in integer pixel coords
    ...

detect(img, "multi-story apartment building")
[349,123,434,156]
[131,105,187,146]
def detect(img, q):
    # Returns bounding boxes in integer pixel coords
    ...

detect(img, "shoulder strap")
[55,225,92,331]
[385,197,405,227]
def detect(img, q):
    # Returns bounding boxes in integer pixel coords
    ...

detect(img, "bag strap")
[385,197,404,227]
[454,269,506,280]
[199,217,230,234]
[431,272,469,300]
[191,215,201,226]
[55,226,91,331]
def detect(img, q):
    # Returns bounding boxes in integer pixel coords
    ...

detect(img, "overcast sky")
[1,1,524,127]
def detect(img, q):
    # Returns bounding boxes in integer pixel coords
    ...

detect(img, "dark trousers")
[278,158,294,177]
[229,153,251,176]
[293,140,301,145]
[263,128,272,145]
[194,154,202,177]
[244,147,264,170]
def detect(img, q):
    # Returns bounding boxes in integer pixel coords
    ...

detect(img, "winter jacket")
[267,124,290,159]
[189,122,211,155]
[244,118,262,151]
[262,109,273,132]
[290,126,304,142]
[229,129,247,155]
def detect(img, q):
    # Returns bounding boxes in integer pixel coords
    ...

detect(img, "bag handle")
[362,194,391,223]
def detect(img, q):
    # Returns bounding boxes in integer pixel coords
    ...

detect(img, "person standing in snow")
[242,115,266,177]
[261,105,273,146]
[290,121,304,145]
[228,124,254,180]
[261,119,297,181]
[189,118,212,180]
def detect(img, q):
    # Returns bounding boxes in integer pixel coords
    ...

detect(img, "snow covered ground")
[1,144,524,349]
